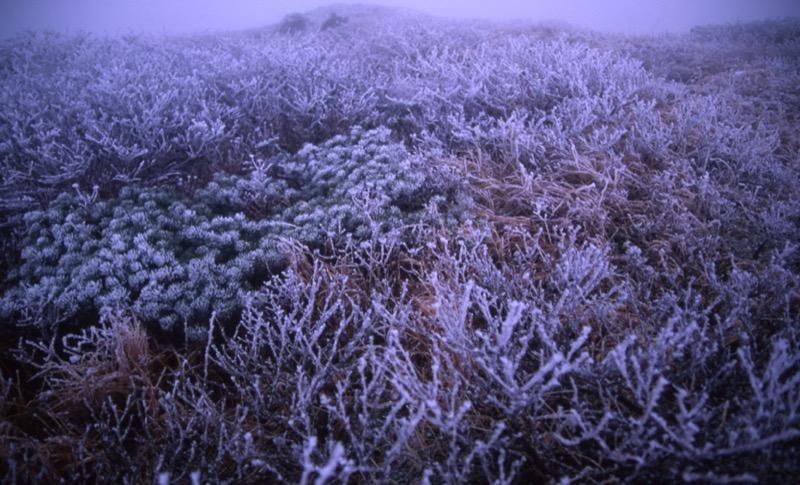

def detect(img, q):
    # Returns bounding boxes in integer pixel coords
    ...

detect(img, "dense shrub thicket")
[1,126,469,337]
[1,6,799,484]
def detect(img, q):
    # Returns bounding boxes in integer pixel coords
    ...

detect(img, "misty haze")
[2,0,800,36]
[1,1,799,483]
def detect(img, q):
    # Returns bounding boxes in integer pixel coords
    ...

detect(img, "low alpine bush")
[0,126,471,337]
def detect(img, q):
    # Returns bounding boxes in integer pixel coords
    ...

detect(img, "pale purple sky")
[1,0,799,37]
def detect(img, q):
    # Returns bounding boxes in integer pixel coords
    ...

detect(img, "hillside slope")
[1,6,799,483]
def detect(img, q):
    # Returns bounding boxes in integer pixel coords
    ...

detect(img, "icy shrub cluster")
[0,185,284,335]
[623,18,800,85]
[4,226,798,483]
[0,16,649,219]
[0,126,470,335]
[690,18,800,49]
[218,126,471,241]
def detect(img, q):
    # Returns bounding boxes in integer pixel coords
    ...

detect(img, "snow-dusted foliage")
[0,185,285,335]
[1,126,467,336]
[1,7,799,484]
[4,227,797,483]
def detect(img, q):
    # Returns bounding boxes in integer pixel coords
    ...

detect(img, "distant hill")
[244,2,508,37]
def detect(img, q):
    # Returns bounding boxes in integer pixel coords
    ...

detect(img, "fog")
[1,0,799,38]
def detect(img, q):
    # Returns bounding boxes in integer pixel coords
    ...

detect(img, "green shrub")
[1,186,285,336]
[0,126,472,336]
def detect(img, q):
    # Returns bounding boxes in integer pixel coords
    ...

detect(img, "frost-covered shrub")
[0,18,649,220]
[254,126,471,240]
[205,126,472,242]
[0,126,471,335]
[0,185,286,335]
[5,222,799,483]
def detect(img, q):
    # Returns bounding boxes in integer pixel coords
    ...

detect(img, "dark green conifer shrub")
[0,126,471,337]
[0,185,285,337]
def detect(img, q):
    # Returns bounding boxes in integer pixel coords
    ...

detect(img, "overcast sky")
[1,0,799,38]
